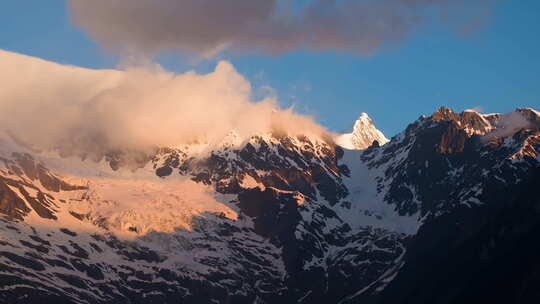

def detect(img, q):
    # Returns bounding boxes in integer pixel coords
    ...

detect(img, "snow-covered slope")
[335,113,389,150]
[0,131,408,303]
[1,107,540,304]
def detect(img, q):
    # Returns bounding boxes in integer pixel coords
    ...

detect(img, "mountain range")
[0,106,539,304]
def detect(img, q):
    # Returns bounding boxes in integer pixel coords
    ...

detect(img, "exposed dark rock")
[0,251,45,271]
[0,108,539,304]
[59,228,77,237]
[156,165,173,177]
[0,178,30,220]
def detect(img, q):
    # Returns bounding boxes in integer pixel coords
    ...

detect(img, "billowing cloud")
[68,0,498,57]
[0,50,327,157]
[485,111,533,140]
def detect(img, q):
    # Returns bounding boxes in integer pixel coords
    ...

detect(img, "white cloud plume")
[0,50,327,157]
[487,111,533,139]
[68,0,498,57]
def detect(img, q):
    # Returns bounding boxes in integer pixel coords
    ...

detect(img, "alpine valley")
[0,106,539,304]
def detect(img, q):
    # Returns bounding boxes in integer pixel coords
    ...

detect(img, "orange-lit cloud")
[0,50,327,156]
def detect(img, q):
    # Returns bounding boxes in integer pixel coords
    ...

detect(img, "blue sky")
[1,0,539,136]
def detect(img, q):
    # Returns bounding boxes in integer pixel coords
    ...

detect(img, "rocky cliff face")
[0,107,539,304]
[373,107,540,304]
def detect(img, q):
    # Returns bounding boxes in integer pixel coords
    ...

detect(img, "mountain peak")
[428,107,540,138]
[353,112,372,128]
[335,113,389,150]
[359,112,370,118]
[432,106,459,122]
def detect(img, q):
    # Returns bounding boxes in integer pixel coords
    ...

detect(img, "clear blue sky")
[1,0,539,136]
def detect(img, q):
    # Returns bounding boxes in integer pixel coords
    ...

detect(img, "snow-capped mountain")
[335,113,389,150]
[0,107,539,304]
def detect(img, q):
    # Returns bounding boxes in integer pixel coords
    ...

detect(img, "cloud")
[466,106,485,113]
[68,0,498,57]
[0,50,327,158]
[482,111,532,143]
